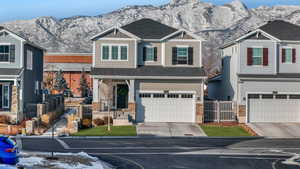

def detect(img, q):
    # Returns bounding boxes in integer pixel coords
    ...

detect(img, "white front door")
[248,94,300,123]
[136,92,195,123]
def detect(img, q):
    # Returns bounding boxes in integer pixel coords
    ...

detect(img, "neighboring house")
[211,20,300,123]
[0,26,44,123]
[91,18,206,123]
[44,53,93,97]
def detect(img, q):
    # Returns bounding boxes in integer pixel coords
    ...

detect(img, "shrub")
[93,118,105,126]
[0,115,10,124]
[103,116,113,125]
[82,119,92,128]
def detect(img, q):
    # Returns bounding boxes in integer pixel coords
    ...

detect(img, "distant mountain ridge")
[2,0,300,72]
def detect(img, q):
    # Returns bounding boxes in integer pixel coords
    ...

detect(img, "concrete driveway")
[136,122,207,137]
[248,123,300,138]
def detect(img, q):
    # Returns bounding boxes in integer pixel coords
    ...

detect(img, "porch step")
[113,119,132,126]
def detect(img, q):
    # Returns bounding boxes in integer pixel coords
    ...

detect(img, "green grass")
[200,125,252,137]
[71,125,137,136]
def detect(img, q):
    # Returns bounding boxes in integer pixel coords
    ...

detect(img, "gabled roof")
[0,26,46,51]
[121,19,178,39]
[259,20,300,41]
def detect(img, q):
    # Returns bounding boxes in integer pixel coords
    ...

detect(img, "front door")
[117,84,128,109]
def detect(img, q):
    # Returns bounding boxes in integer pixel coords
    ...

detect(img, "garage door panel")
[137,93,195,123]
[249,95,300,123]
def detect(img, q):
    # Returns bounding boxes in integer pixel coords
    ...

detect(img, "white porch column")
[93,78,99,102]
[128,80,135,103]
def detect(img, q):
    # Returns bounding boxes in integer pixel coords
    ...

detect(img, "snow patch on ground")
[282,153,300,166]
[0,152,112,169]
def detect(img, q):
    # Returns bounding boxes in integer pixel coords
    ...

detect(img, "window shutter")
[172,47,177,65]
[247,48,253,65]
[154,47,158,61]
[282,49,286,63]
[188,47,193,65]
[292,48,296,63]
[143,47,146,61]
[10,45,15,63]
[263,48,268,66]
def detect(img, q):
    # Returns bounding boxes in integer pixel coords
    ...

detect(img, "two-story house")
[210,20,300,123]
[91,19,206,123]
[0,26,44,123]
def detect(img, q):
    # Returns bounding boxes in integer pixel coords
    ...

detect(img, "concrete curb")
[11,135,264,139]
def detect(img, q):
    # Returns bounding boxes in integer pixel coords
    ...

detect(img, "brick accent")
[196,103,204,124]
[92,102,101,112]
[238,105,246,123]
[128,102,136,121]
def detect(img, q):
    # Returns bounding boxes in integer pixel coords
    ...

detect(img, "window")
[139,93,151,98]
[102,46,109,60]
[0,45,9,62]
[262,94,273,99]
[275,95,287,99]
[252,48,263,65]
[153,93,165,98]
[290,95,300,99]
[145,47,154,61]
[248,94,260,99]
[181,94,193,98]
[167,94,179,98]
[101,45,128,61]
[111,46,119,60]
[27,50,33,70]
[177,47,188,64]
[285,48,292,63]
[120,46,128,60]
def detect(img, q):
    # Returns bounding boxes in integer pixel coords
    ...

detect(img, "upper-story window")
[0,45,10,62]
[143,46,157,62]
[247,47,268,66]
[172,47,193,65]
[101,44,128,61]
[282,48,296,64]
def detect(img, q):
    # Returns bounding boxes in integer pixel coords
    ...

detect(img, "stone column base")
[238,105,246,123]
[92,102,101,112]
[196,103,204,124]
[128,102,136,121]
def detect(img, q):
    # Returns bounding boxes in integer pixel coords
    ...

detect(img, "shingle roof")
[0,68,21,76]
[121,19,178,39]
[259,20,300,41]
[91,66,206,77]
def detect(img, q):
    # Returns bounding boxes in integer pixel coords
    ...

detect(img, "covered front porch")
[92,79,136,125]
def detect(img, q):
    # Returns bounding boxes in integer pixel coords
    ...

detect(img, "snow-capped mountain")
[2,0,300,72]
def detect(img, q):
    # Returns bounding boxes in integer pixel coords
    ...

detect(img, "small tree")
[100,80,114,131]
[54,69,68,93]
[78,69,90,98]
[44,72,55,92]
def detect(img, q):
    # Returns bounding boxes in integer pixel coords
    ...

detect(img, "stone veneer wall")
[196,103,204,124]
[128,102,136,121]
[238,105,246,123]
[10,86,19,123]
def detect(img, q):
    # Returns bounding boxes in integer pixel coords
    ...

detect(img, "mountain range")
[2,0,300,72]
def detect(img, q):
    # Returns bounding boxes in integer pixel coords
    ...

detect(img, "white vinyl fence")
[204,101,237,122]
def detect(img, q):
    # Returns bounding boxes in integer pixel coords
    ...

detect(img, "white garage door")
[248,94,300,123]
[136,92,195,123]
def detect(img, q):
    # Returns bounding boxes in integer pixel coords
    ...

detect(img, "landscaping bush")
[82,119,92,128]
[103,116,113,125]
[93,118,105,126]
[0,115,10,124]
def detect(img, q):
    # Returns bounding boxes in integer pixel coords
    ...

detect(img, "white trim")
[134,39,137,68]
[92,41,96,67]
[21,41,24,68]
[97,38,136,41]
[274,42,277,73]
[0,43,12,63]
[236,29,281,42]
[138,90,196,94]
[176,45,189,48]
[100,44,129,61]
[161,29,203,41]
[167,39,202,42]
[162,42,165,66]
[199,40,202,67]
[92,75,206,80]
[0,30,25,42]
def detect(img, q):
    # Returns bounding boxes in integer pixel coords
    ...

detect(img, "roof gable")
[121,19,178,39]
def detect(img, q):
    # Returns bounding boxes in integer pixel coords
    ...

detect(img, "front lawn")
[71,125,137,136]
[200,125,252,137]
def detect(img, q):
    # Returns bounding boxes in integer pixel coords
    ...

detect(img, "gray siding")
[22,44,43,106]
[239,40,276,75]
[0,33,22,68]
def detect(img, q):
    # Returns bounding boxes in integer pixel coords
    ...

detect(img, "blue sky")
[0,0,300,23]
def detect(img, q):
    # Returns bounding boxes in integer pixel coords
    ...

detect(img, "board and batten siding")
[0,32,22,68]
[279,42,300,73]
[239,40,276,75]
[94,39,136,68]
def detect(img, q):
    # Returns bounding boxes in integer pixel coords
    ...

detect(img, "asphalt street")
[18,137,300,169]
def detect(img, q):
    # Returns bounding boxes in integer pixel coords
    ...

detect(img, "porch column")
[128,80,136,121]
[11,85,20,123]
[92,78,101,112]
